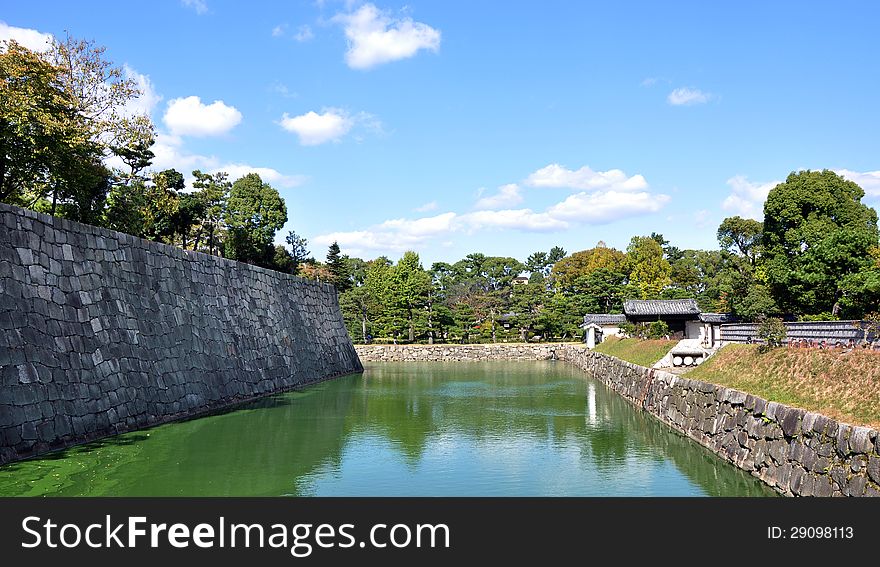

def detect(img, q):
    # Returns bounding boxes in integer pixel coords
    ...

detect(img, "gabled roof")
[699,312,737,324]
[582,313,627,325]
[623,299,700,317]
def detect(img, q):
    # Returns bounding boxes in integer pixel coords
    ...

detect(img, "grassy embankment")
[686,344,880,430]
[593,336,677,367]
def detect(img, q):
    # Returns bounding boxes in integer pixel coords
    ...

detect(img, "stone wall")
[0,203,362,465]
[357,343,879,496]
[556,346,880,497]
[355,343,568,362]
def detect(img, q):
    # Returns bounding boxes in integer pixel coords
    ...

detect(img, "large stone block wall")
[0,203,362,465]
[357,343,879,496]
[556,346,880,497]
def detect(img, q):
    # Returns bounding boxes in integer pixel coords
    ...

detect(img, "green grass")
[686,344,880,430]
[593,337,677,367]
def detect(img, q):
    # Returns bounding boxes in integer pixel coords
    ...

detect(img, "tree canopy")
[762,169,879,316]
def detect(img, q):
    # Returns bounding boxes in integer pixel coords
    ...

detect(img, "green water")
[0,361,774,496]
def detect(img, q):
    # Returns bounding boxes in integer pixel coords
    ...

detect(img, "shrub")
[646,320,670,339]
[618,322,637,338]
[756,316,786,353]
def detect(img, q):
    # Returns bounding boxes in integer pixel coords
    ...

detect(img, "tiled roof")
[582,313,627,325]
[699,312,737,323]
[623,299,700,317]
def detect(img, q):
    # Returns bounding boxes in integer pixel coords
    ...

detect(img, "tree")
[547,246,567,264]
[299,261,332,282]
[285,231,310,275]
[756,316,786,353]
[718,216,763,265]
[191,170,230,255]
[525,252,549,275]
[172,192,206,249]
[626,236,672,298]
[391,251,432,342]
[272,245,295,273]
[762,170,880,316]
[551,244,627,293]
[48,33,155,164]
[0,41,87,207]
[364,257,398,339]
[224,173,287,267]
[102,179,148,235]
[326,241,352,292]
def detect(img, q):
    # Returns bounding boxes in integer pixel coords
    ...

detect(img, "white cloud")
[0,21,53,52]
[272,24,287,37]
[163,96,242,137]
[721,175,780,220]
[294,25,315,42]
[524,163,648,191]
[667,87,712,106]
[414,201,438,212]
[279,109,353,145]
[547,190,670,224]
[460,209,567,232]
[379,212,457,236]
[124,134,304,190]
[210,164,307,189]
[474,184,523,210]
[313,212,457,256]
[182,0,208,15]
[121,65,162,117]
[837,169,880,198]
[333,3,441,70]
[313,161,671,258]
[149,133,218,173]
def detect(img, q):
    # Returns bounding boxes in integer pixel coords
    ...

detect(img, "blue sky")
[3,1,880,265]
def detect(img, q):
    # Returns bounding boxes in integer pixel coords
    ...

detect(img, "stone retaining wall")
[357,343,879,496]
[355,343,567,362]
[559,347,880,496]
[0,203,362,465]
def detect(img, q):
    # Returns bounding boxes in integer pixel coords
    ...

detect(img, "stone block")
[845,474,867,497]
[869,456,880,485]
[779,407,803,438]
[849,426,874,454]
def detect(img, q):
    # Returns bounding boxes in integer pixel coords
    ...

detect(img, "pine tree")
[326,241,352,292]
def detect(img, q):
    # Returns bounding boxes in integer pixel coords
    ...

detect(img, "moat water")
[0,361,774,496]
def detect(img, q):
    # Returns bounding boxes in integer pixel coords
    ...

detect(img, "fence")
[719,320,871,346]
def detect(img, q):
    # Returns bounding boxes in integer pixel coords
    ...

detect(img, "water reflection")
[0,361,774,496]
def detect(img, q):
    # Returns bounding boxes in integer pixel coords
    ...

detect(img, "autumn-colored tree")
[551,243,627,293]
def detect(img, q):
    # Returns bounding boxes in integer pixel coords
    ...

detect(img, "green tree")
[191,170,231,255]
[391,251,432,342]
[0,41,89,208]
[762,170,880,316]
[547,246,567,264]
[364,257,398,339]
[224,173,287,267]
[626,236,672,298]
[102,179,148,236]
[285,231,310,275]
[718,216,763,265]
[272,245,295,273]
[756,316,787,353]
[326,241,352,292]
[551,244,627,293]
[525,251,549,275]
